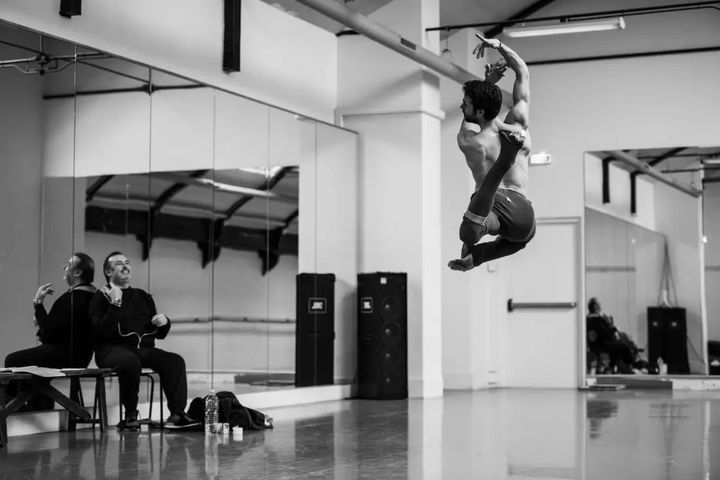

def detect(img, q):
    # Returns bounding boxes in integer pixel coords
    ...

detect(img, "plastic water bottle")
[205,389,219,434]
[204,433,219,477]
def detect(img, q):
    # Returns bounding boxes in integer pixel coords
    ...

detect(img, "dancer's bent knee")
[459,216,487,246]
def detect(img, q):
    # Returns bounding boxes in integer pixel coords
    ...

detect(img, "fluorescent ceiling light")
[504,17,626,38]
[703,158,720,165]
[239,166,285,177]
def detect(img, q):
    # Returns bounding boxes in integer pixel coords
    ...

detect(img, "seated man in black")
[4,253,96,408]
[586,297,640,374]
[89,251,196,430]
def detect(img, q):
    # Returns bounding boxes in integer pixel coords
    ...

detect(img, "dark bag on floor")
[187,391,273,430]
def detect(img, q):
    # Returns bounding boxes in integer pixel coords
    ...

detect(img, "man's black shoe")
[117,410,140,431]
[165,412,201,430]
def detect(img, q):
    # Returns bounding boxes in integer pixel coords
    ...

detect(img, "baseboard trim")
[409,377,444,398]
[237,384,355,409]
[443,371,495,390]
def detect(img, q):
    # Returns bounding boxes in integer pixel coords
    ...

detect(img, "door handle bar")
[507,299,577,312]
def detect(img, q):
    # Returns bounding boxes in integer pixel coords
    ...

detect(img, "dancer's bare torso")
[457,120,530,197]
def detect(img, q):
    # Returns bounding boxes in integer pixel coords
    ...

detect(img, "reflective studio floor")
[2,388,720,480]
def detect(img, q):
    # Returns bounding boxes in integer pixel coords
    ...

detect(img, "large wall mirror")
[584,147,718,378]
[0,19,358,403]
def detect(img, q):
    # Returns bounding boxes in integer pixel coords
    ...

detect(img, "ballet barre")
[507,299,577,312]
[172,316,295,324]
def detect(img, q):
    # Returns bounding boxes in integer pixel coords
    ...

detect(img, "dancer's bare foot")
[448,254,474,272]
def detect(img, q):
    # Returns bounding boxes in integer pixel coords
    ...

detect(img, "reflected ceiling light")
[239,166,285,177]
[702,158,720,165]
[503,17,626,38]
[195,177,278,197]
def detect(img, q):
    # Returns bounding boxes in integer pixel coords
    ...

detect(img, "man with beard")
[90,251,197,430]
[448,35,536,272]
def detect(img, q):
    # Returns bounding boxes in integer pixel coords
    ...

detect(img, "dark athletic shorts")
[490,188,536,243]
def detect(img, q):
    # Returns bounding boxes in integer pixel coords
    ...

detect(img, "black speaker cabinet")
[357,272,408,399]
[647,307,690,374]
[295,273,335,387]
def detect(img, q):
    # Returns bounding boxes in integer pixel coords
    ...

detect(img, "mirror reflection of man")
[89,251,196,430]
[4,253,96,409]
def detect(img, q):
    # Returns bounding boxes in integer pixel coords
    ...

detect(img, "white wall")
[44,87,339,177]
[530,52,720,219]
[440,30,506,390]
[654,183,706,373]
[0,40,45,359]
[584,152,656,230]
[0,0,338,122]
[705,183,720,341]
[299,124,359,382]
[337,0,444,398]
[585,208,665,352]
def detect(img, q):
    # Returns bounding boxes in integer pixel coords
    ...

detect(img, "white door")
[505,217,582,387]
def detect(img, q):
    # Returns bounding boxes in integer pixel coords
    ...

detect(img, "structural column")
[337,0,443,398]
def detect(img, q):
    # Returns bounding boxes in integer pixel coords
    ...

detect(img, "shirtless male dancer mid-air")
[448,34,536,272]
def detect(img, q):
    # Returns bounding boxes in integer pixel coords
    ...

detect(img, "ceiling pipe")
[603,150,702,197]
[293,0,479,85]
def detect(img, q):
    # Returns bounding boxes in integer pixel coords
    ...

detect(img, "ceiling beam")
[295,0,479,85]
[151,169,209,214]
[85,175,114,202]
[638,151,720,160]
[630,171,639,215]
[85,205,297,261]
[223,166,294,218]
[151,171,297,203]
[602,156,613,204]
[646,147,687,167]
[526,45,720,66]
[603,150,702,197]
[89,193,289,226]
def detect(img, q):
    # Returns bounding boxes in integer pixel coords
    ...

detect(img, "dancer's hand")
[484,60,507,84]
[473,34,502,58]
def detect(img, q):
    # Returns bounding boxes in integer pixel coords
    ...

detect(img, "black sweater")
[34,285,95,366]
[89,287,171,349]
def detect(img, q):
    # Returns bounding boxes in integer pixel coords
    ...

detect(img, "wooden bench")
[0,368,112,447]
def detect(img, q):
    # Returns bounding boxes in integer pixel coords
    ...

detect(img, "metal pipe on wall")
[293,0,479,85]
[604,150,702,197]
